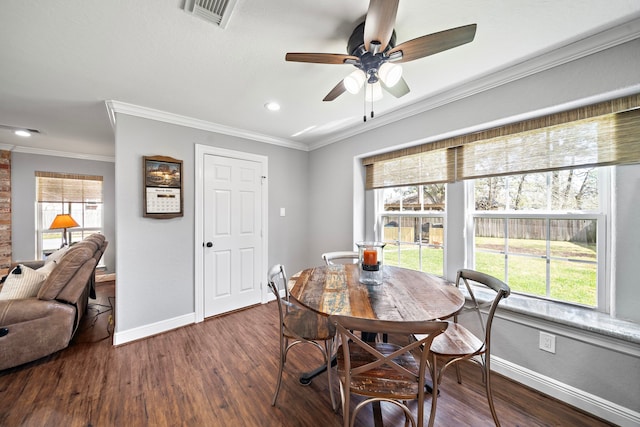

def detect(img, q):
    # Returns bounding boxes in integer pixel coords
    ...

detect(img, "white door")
[203,153,263,317]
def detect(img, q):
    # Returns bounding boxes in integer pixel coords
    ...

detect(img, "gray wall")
[11,152,116,272]
[308,38,640,416]
[114,116,310,331]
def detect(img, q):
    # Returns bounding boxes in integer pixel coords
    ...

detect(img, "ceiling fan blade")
[382,77,410,98]
[364,0,399,52]
[285,53,359,65]
[388,23,477,63]
[323,80,347,102]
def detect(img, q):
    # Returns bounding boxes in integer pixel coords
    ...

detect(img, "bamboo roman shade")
[36,172,103,203]
[363,93,640,190]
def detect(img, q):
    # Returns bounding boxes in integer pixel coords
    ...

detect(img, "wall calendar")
[143,155,183,219]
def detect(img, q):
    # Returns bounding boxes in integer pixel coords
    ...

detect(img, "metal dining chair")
[267,264,337,411]
[428,269,511,426]
[330,314,448,427]
[321,251,359,265]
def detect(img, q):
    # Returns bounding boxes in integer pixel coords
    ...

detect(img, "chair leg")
[484,363,501,427]
[342,384,351,427]
[325,339,338,412]
[271,337,287,406]
[427,355,439,427]
[455,361,462,384]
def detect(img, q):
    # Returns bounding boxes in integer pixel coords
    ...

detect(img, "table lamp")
[49,214,79,247]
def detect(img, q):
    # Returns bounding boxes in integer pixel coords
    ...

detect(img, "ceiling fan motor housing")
[347,22,397,82]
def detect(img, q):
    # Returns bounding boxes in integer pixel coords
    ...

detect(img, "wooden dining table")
[288,263,465,322]
[287,263,464,381]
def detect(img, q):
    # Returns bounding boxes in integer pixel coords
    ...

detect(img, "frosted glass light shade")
[379,62,402,87]
[344,69,366,94]
[365,81,383,102]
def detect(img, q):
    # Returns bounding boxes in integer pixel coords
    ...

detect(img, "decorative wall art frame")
[143,155,183,218]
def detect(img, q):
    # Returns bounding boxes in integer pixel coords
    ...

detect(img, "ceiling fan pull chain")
[363,88,367,122]
[371,88,375,119]
[371,90,374,119]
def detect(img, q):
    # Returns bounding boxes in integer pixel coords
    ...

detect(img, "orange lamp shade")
[49,214,79,230]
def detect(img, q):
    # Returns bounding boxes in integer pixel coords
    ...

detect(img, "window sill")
[466,287,640,346]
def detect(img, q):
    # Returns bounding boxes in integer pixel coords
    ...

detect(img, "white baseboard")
[492,356,640,427]
[113,313,195,346]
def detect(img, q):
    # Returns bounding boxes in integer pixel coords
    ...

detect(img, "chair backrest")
[455,269,511,351]
[330,314,448,396]
[322,251,359,265]
[267,264,292,322]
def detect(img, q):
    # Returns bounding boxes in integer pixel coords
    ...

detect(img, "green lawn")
[383,237,597,306]
[383,245,444,276]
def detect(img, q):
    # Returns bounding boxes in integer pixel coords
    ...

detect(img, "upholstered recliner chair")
[0,234,108,370]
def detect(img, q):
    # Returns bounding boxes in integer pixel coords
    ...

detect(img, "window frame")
[375,185,446,276]
[465,167,611,313]
[35,174,104,259]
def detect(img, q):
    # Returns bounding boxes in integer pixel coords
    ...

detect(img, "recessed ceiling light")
[0,124,40,136]
[14,129,32,137]
[264,102,280,111]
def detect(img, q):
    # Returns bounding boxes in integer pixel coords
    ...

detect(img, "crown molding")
[0,143,115,163]
[307,15,640,151]
[105,101,310,152]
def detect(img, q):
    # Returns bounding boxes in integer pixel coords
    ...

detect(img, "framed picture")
[143,155,183,218]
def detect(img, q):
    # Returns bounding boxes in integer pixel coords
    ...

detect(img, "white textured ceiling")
[1,0,639,158]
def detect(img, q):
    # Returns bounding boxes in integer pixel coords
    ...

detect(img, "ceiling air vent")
[184,0,237,28]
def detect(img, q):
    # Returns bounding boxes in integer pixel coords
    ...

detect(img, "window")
[377,184,445,276]
[36,172,103,258]
[365,93,639,313]
[469,167,607,309]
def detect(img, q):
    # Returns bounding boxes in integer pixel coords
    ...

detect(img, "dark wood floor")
[0,282,613,426]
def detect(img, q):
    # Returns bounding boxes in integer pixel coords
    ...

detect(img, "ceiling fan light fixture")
[379,62,402,87]
[344,69,366,94]
[365,81,383,102]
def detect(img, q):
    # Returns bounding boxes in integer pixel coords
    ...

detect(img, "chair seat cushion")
[283,309,335,340]
[337,342,421,399]
[430,322,484,356]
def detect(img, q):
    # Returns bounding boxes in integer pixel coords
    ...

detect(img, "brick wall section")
[0,150,11,269]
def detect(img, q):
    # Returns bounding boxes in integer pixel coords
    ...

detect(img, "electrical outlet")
[539,331,556,354]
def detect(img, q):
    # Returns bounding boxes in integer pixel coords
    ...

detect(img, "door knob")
[205,242,213,248]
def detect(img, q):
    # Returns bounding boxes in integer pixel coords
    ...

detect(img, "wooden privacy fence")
[474,218,596,243]
[383,217,596,244]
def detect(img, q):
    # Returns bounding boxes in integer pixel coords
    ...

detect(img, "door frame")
[194,144,269,323]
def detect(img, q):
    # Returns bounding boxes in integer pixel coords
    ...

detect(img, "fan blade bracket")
[386,51,403,62]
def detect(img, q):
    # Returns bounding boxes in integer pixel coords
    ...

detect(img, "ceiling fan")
[285,0,477,110]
